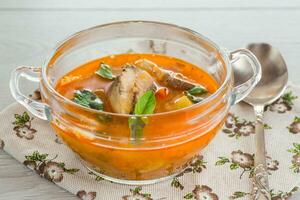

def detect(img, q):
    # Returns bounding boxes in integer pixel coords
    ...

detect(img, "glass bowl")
[10,21,261,185]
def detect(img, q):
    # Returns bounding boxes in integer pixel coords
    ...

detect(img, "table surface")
[0,0,300,199]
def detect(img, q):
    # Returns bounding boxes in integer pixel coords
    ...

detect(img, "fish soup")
[56,54,218,114]
[53,53,222,180]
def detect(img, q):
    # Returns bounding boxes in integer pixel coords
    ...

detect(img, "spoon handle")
[252,105,271,200]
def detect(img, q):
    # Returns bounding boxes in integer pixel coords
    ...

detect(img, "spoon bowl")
[233,43,288,200]
[244,43,288,106]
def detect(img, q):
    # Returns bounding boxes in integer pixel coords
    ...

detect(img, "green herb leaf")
[129,117,146,140]
[73,89,103,111]
[128,187,151,198]
[95,63,116,80]
[230,163,239,170]
[184,193,195,199]
[171,178,184,190]
[13,112,31,126]
[188,85,207,95]
[129,91,156,141]
[130,187,142,195]
[293,143,300,150]
[134,91,156,115]
[185,92,204,103]
[57,162,65,168]
[25,151,48,162]
[88,171,104,181]
[263,123,272,129]
[294,116,300,123]
[190,156,207,173]
[282,91,298,106]
[64,168,80,174]
[230,191,249,199]
[223,129,233,134]
[185,85,207,104]
[58,162,79,174]
[215,157,230,165]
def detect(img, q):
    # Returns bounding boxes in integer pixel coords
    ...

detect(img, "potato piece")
[174,95,193,110]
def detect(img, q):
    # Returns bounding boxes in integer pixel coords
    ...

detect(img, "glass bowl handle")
[229,48,262,105]
[9,66,50,120]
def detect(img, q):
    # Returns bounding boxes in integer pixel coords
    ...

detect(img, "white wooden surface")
[0,1,299,199]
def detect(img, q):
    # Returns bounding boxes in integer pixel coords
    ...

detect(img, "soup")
[52,53,222,181]
[56,54,218,113]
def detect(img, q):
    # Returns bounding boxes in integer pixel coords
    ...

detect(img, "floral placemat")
[0,85,300,200]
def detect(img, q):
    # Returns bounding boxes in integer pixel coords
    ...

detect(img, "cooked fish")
[107,65,155,114]
[134,59,197,90]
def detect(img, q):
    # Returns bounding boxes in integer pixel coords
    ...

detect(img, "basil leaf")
[129,117,145,140]
[129,91,156,142]
[95,63,116,80]
[73,89,103,110]
[185,85,207,104]
[188,85,207,95]
[185,92,204,103]
[134,91,156,115]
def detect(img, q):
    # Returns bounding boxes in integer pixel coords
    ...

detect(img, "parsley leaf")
[95,63,116,80]
[129,91,156,141]
[73,89,103,111]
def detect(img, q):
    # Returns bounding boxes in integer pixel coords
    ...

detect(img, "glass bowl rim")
[41,20,232,117]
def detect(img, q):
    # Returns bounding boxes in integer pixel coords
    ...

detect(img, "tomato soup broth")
[53,54,224,180]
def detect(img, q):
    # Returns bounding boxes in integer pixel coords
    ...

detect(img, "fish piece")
[134,59,198,90]
[107,65,155,114]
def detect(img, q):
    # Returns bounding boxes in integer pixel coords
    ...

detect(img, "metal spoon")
[233,43,288,200]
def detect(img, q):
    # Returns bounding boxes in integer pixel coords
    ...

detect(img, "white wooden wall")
[0,1,299,199]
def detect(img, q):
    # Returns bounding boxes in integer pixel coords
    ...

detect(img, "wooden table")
[0,1,299,199]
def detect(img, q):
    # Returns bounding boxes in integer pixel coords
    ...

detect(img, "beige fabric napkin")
[0,85,300,200]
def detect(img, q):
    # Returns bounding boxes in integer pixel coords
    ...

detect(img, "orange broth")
[52,54,223,180]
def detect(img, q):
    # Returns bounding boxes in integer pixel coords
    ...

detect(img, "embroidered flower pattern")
[12,112,37,140]
[266,156,279,171]
[184,185,218,200]
[171,155,206,190]
[223,113,271,139]
[3,87,298,200]
[229,187,299,200]
[216,150,254,178]
[234,121,255,136]
[76,190,97,200]
[229,191,249,199]
[171,178,184,190]
[187,155,207,173]
[122,187,152,200]
[14,125,36,140]
[225,113,238,128]
[23,160,37,170]
[23,151,79,183]
[266,91,297,113]
[88,171,104,181]
[287,143,300,173]
[271,187,299,200]
[231,150,254,169]
[287,116,300,134]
